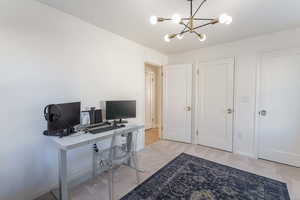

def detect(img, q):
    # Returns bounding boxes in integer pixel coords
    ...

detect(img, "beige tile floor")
[36,140,300,200]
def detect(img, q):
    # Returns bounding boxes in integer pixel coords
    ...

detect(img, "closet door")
[258,49,300,167]
[197,58,235,152]
[163,64,192,143]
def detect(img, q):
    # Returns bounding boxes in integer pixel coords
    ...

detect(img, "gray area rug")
[121,153,290,200]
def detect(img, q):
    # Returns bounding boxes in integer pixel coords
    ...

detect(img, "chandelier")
[149,0,232,42]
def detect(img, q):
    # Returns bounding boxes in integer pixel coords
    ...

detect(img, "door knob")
[259,110,267,116]
[227,108,233,114]
[186,106,191,111]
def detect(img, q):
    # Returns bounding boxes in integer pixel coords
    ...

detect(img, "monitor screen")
[106,100,136,120]
[48,102,81,132]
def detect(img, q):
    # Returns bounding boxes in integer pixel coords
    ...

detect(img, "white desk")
[51,124,144,200]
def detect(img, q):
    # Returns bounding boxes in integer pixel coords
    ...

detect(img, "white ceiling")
[37,0,300,54]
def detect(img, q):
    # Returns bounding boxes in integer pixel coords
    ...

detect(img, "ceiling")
[37,0,300,54]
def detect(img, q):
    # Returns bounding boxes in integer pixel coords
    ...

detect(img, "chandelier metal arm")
[190,0,193,16]
[179,19,218,35]
[179,26,188,37]
[179,0,208,37]
[193,18,215,21]
[191,19,218,30]
[181,17,213,21]
[193,19,219,30]
[192,30,202,37]
[192,0,207,18]
[180,22,193,33]
[155,17,214,22]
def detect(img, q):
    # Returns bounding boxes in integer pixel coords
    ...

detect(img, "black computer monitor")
[106,100,136,123]
[47,102,81,133]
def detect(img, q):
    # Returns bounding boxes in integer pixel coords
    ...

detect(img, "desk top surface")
[51,124,144,150]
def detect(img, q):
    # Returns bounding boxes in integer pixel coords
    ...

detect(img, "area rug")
[121,153,290,200]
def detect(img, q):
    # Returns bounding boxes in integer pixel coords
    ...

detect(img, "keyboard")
[88,125,125,134]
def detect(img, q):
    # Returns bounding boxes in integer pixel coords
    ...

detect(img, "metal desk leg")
[59,149,69,200]
[132,151,140,184]
[92,148,96,179]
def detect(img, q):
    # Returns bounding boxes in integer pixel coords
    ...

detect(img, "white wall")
[0,1,167,200]
[168,27,300,158]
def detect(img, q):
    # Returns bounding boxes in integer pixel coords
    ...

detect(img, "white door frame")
[195,57,236,152]
[254,47,300,160]
[145,71,155,129]
[144,62,163,139]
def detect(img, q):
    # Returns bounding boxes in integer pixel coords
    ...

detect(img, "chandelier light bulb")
[171,14,181,24]
[198,34,207,42]
[219,13,228,24]
[225,16,232,25]
[164,34,171,42]
[150,16,158,25]
[177,34,184,40]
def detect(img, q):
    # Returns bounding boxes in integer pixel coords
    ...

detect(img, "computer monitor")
[106,100,136,123]
[47,102,81,133]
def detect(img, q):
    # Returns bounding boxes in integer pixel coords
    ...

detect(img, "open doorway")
[144,63,162,146]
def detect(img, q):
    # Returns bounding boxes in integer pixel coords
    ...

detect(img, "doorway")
[145,63,162,146]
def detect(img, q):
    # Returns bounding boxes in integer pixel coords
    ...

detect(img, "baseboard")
[145,124,160,130]
[31,163,92,200]
[31,182,58,200]
[31,148,144,199]
[235,151,257,159]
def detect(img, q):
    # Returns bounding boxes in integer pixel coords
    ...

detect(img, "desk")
[51,124,144,200]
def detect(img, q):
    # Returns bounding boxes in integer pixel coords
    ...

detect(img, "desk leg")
[92,148,96,179]
[59,149,69,200]
[132,151,140,184]
[126,133,133,167]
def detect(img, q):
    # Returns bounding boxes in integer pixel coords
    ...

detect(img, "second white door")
[197,58,235,152]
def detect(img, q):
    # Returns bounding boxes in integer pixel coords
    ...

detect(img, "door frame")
[144,62,163,139]
[145,70,155,129]
[195,57,236,152]
[254,47,300,160]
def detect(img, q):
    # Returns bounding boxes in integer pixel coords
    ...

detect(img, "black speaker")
[84,108,103,124]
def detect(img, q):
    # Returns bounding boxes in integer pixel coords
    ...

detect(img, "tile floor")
[36,140,300,200]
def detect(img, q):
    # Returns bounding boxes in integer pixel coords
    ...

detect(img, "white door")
[163,64,192,143]
[145,71,155,130]
[258,49,300,167]
[197,58,234,152]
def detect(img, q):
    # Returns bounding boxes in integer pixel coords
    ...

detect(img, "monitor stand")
[113,119,128,126]
[60,127,75,138]
[119,119,128,124]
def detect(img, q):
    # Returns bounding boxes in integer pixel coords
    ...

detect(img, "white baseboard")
[31,147,145,200]
[235,151,257,159]
[31,163,92,200]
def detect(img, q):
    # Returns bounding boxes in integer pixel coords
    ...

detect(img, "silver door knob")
[227,108,233,114]
[186,106,191,111]
[259,110,267,116]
